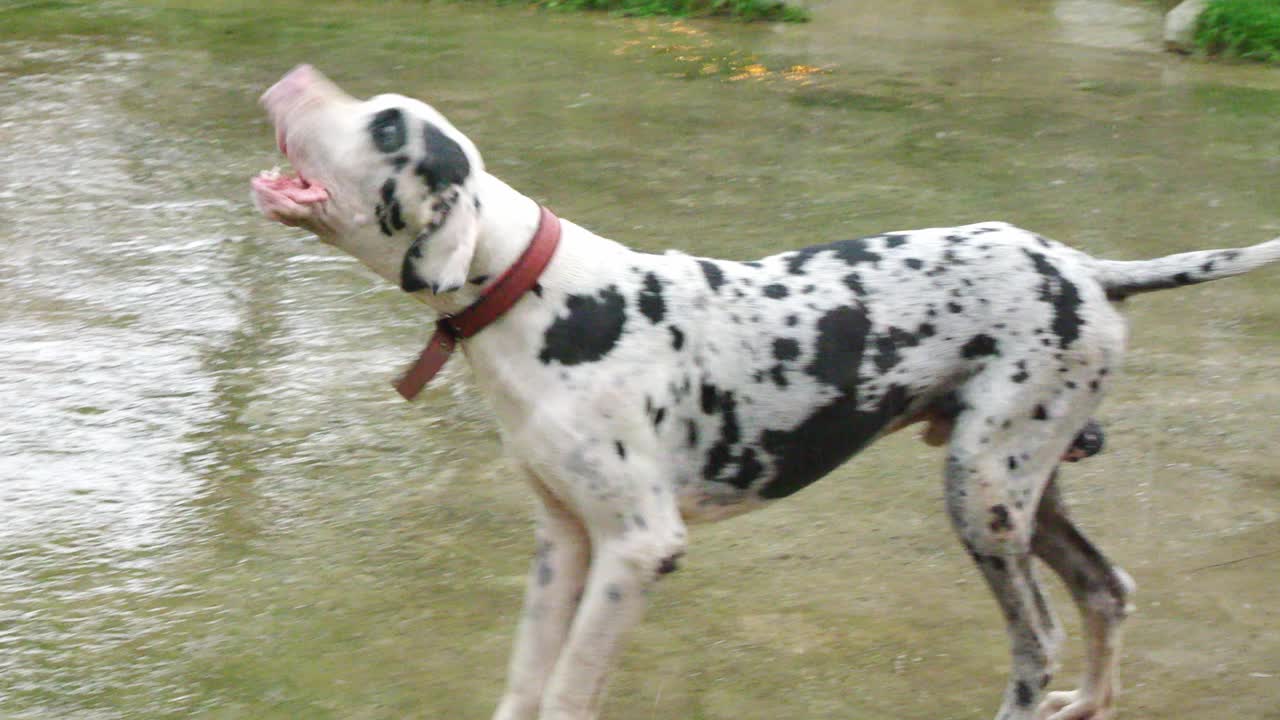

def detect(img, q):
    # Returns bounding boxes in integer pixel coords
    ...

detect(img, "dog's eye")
[369,108,407,154]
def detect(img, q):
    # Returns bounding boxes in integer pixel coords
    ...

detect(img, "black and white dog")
[251,65,1279,720]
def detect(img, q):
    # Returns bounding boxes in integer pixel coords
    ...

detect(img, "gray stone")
[1165,0,1210,53]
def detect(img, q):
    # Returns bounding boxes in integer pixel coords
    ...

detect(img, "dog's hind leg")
[944,362,1105,719]
[1031,476,1134,720]
[493,475,592,720]
[946,451,1063,720]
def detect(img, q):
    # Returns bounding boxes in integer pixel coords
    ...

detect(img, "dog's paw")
[1035,690,1114,720]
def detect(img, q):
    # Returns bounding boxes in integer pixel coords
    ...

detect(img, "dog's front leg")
[537,524,687,720]
[493,480,591,720]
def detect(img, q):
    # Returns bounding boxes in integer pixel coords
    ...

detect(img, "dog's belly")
[672,381,924,523]
[667,335,947,521]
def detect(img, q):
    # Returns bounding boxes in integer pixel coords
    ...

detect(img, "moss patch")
[1195,0,1280,63]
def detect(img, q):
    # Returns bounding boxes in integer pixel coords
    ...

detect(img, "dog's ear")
[400,188,479,294]
[400,123,481,295]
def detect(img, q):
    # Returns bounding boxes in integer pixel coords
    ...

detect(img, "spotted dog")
[251,65,1280,720]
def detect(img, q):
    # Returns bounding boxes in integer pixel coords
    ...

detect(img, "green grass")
[513,0,809,21]
[1195,0,1280,63]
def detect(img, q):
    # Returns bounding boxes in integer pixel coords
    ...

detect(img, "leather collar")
[394,205,561,400]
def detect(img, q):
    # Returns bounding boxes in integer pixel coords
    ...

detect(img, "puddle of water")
[0,1,1277,718]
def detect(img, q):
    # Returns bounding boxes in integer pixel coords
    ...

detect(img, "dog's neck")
[412,172,543,317]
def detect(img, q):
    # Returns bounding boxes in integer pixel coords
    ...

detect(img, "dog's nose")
[260,65,350,118]
[261,64,320,111]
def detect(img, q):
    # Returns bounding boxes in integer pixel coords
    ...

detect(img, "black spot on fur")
[769,364,788,387]
[700,385,737,476]
[786,236,882,275]
[759,385,912,499]
[374,178,406,236]
[844,272,866,296]
[615,441,627,459]
[700,383,719,415]
[1011,361,1029,384]
[538,287,627,366]
[416,123,471,192]
[873,336,901,375]
[732,447,765,488]
[369,108,407,153]
[805,305,871,388]
[669,325,685,351]
[884,234,908,248]
[638,272,666,324]
[413,185,462,243]
[1032,404,1048,421]
[904,258,924,270]
[872,326,927,374]
[698,260,726,292]
[773,338,800,361]
[961,334,999,359]
[763,283,789,299]
[1023,250,1084,349]
[693,384,766,489]
[400,243,428,292]
[1015,681,1034,708]
[989,504,1013,532]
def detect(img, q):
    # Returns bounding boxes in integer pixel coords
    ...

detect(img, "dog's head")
[251,65,484,294]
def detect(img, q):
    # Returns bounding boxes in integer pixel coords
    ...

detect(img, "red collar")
[394,205,561,400]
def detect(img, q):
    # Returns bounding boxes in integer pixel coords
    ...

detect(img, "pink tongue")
[286,179,328,203]
[255,172,328,203]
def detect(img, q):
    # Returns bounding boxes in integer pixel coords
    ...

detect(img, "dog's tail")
[1093,235,1280,301]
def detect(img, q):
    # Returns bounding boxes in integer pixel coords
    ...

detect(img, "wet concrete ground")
[1,1,1277,718]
